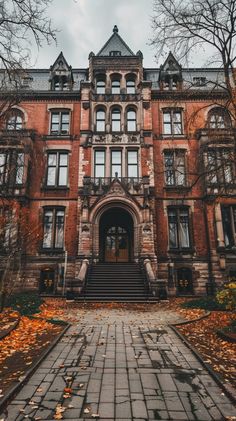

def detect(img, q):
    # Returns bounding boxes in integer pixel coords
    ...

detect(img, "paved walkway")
[1,308,235,420]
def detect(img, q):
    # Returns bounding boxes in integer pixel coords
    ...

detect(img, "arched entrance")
[99,208,134,262]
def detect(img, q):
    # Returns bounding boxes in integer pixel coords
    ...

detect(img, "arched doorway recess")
[99,207,134,262]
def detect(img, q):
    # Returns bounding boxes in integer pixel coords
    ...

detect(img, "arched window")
[96,109,106,132]
[126,79,135,94]
[208,107,231,129]
[96,79,105,94]
[127,109,137,132]
[111,109,121,132]
[6,110,23,130]
[112,80,120,94]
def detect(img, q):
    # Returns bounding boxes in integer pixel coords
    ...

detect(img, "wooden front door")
[105,226,129,262]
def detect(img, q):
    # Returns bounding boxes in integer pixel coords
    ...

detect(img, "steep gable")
[97,25,134,57]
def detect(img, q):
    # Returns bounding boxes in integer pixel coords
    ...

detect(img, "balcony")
[80,176,150,196]
[196,128,236,148]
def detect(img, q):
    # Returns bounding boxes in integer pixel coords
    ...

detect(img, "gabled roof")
[97,25,134,56]
[50,52,71,72]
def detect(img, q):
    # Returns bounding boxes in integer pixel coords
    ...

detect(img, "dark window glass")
[15,153,24,185]
[46,152,68,187]
[111,150,122,177]
[96,80,105,94]
[112,80,120,94]
[168,208,190,249]
[50,111,70,135]
[96,109,105,132]
[222,206,236,248]
[208,108,231,129]
[207,149,234,185]
[0,153,7,185]
[94,150,105,178]
[164,150,186,186]
[126,80,135,94]
[127,110,136,132]
[127,150,138,178]
[163,110,182,135]
[111,109,121,132]
[43,208,65,249]
[7,112,23,130]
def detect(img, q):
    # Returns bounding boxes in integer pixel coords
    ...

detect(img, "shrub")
[181,296,226,310]
[216,283,236,311]
[6,292,43,316]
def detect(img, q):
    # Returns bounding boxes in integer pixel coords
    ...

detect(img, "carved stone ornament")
[107,185,125,196]
[143,101,150,110]
[82,102,90,110]
[82,224,90,232]
[95,135,106,143]
[128,135,138,143]
[111,135,122,143]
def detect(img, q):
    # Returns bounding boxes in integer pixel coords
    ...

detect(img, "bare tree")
[151,0,236,114]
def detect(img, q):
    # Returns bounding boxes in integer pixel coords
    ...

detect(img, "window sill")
[43,134,72,140]
[161,134,185,139]
[42,186,69,191]
[39,248,65,254]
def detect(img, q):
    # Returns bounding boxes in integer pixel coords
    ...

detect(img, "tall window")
[112,80,120,94]
[163,110,183,135]
[127,150,138,178]
[208,107,231,129]
[111,109,121,132]
[96,109,105,132]
[43,208,65,249]
[126,79,135,94]
[6,111,23,130]
[0,153,7,185]
[15,153,25,185]
[164,150,186,186]
[127,109,136,132]
[94,150,105,178]
[206,149,234,185]
[111,150,122,178]
[46,152,68,187]
[50,111,70,135]
[168,208,190,249]
[222,206,236,248]
[96,79,105,94]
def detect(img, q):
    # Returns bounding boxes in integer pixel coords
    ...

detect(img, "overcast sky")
[32,0,213,70]
[32,0,158,69]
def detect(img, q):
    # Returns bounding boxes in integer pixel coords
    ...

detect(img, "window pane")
[55,210,64,248]
[112,120,121,131]
[128,165,138,178]
[95,165,105,178]
[43,210,53,248]
[0,153,6,184]
[163,112,171,122]
[222,207,234,247]
[16,153,24,184]
[179,210,190,248]
[168,210,178,248]
[51,113,59,123]
[95,151,105,164]
[173,112,181,122]
[47,167,56,186]
[61,113,69,123]
[59,154,68,166]
[58,167,68,186]
[127,80,135,94]
[97,121,105,131]
[48,153,57,166]
[112,151,121,164]
[128,151,138,164]
[97,81,105,94]
[112,165,121,177]
[97,110,105,120]
[112,80,120,94]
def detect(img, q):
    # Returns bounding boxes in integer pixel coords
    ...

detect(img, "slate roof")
[97,25,135,56]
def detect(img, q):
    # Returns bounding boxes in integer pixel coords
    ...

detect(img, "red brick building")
[1,26,236,299]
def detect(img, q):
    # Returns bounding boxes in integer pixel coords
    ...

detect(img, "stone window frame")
[45,150,69,188]
[126,106,137,133]
[95,73,106,94]
[95,106,106,133]
[125,73,137,94]
[163,149,187,187]
[110,73,122,95]
[49,109,71,136]
[111,105,122,132]
[167,206,191,251]
[94,149,106,178]
[162,108,184,136]
[42,206,65,251]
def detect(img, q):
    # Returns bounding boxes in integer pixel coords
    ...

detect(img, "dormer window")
[193,77,207,86]
[52,76,69,91]
[109,51,121,56]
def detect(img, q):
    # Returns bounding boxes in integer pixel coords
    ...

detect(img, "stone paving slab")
[1,308,235,420]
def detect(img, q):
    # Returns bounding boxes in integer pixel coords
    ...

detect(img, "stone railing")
[81,175,150,196]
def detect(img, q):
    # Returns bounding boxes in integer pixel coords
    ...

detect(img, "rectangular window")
[207,149,234,185]
[46,152,68,187]
[127,150,138,178]
[50,111,70,135]
[43,208,65,249]
[163,110,183,135]
[168,208,190,249]
[111,150,122,178]
[15,153,24,185]
[94,150,105,178]
[222,206,236,248]
[164,150,186,186]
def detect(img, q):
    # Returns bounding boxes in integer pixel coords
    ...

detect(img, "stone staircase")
[78,262,155,302]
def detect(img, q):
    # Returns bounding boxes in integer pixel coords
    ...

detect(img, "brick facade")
[1,27,236,297]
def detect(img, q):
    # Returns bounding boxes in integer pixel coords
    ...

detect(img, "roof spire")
[113,25,118,33]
